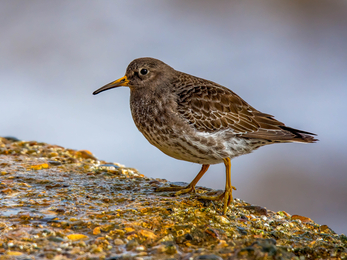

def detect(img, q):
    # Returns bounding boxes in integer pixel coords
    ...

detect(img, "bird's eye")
[140,68,148,75]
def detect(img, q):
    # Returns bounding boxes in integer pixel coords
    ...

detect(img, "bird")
[93,57,317,214]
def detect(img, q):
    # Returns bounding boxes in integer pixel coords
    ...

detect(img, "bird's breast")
[130,90,178,140]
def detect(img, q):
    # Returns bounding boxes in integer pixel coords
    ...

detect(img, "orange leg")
[199,158,236,214]
[156,164,210,195]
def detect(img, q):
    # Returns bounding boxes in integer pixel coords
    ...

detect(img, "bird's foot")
[199,185,237,215]
[155,184,196,196]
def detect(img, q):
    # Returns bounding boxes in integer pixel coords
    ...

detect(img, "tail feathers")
[279,126,318,143]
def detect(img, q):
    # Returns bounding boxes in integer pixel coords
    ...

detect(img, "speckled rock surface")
[0,137,346,259]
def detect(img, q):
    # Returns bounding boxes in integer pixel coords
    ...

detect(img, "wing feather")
[174,73,316,142]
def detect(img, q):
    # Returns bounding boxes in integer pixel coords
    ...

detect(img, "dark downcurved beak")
[93,76,129,95]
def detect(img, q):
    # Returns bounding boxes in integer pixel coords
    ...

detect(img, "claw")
[155,164,209,197]
[176,186,196,195]
[199,185,236,214]
[155,184,195,196]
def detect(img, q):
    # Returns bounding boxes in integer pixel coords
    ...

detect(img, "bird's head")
[93,57,175,95]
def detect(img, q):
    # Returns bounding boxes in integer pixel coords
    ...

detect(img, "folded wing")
[175,78,317,143]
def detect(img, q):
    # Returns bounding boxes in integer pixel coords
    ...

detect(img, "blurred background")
[1,1,346,234]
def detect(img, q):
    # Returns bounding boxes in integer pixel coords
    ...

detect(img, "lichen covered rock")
[0,137,346,259]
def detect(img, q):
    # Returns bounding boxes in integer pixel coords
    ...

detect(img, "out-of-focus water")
[1,0,347,234]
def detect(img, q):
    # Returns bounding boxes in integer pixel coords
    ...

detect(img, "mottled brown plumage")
[93,57,317,214]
